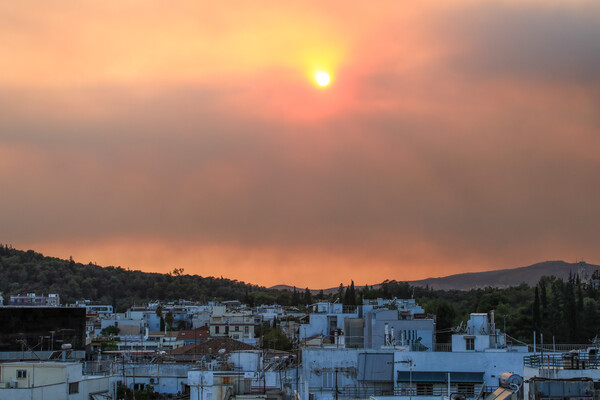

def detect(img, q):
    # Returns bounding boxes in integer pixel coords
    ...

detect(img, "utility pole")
[335,368,339,400]
[296,326,299,396]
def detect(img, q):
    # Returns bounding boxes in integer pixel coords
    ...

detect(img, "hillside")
[271,260,600,292]
[0,244,285,311]
[409,261,600,290]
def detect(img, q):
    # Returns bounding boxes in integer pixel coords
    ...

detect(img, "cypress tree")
[540,281,548,333]
[533,286,541,333]
[344,285,351,305]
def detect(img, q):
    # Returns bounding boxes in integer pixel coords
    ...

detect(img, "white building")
[302,313,536,400]
[0,361,119,400]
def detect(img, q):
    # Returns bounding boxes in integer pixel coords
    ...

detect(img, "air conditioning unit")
[9,381,18,388]
[149,378,158,384]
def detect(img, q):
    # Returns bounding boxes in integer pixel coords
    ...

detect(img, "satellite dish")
[218,348,226,354]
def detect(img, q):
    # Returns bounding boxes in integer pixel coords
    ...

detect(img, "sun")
[315,71,330,87]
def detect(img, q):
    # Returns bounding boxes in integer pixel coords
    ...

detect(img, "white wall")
[393,351,531,387]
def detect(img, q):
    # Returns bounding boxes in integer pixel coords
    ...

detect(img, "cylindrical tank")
[499,373,523,389]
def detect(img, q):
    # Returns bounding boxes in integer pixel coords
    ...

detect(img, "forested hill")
[0,245,287,311]
[2,244,600,343]
[409,260,600,290]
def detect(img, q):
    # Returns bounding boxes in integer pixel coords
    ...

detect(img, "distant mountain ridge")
[409,260,600,290]
[271,260,600,292]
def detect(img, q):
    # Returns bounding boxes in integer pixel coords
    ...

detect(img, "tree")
[262,327,292,351]
[291,286,300,306]
[165,311,174,331]
[303,288,312,305]
[540,280,548,332]
[533,286,541,333]
[337,283,345,302]
[101,325,120,337]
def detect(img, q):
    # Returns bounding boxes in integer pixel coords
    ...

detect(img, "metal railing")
[526,344,592,352]
[310,385,493,399]
[434,343,452,352]
[524,353,600,369]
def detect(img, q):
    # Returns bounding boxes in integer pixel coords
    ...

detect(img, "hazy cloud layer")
[1,1,599,287]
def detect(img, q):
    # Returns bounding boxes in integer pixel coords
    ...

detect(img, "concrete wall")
[0,375,113,400]
[0,362,82,388]
[393,351,531,388]
[366,314,434,350]
[189,369,294,400]
[122,363,194,394]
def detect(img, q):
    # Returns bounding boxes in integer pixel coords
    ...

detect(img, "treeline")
[0,245,284,311]
[1,245,599,344]
[332,277,600,345]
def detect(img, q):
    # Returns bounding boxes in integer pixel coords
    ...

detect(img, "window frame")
[69,382,79,394]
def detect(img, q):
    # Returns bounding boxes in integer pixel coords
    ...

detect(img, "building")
[210,305,255,342]
[302,312,534,400]
[301,302,359,346]
[0,307,86,359]
[0,361,118,399]
[7,293,60,307]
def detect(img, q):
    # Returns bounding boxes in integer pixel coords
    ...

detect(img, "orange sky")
[1,1,600,288]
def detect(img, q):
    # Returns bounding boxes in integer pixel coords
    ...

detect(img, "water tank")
[499,373,523,389]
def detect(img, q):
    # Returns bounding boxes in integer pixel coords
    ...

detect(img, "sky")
[1,1,599,289]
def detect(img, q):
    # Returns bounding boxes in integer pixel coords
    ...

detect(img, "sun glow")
[315,71,331,87]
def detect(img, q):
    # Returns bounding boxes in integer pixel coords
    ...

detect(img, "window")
[133,383,145,391]
[416,383,433,396]
[322,372,334,388]
[245,326,249,334]
[215,326,219,334]
[235,326,239,332]
[17,369,27,379]
[69,382,79,394]
[457,383,475,395]
[465,337,475,351]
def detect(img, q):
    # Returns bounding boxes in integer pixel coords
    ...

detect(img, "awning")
[397,371,484,383]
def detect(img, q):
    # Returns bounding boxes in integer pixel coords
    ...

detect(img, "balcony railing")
[524,353,600,369]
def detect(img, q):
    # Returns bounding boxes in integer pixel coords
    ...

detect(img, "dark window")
[69,382,79,394]
[215,326,219,334]
[133,383,145,391]
[466,337,475,351]
[416,383,433,396]
[17,369,27,379]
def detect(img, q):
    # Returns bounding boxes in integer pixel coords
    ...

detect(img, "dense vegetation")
[1,244,599,344]
[0,245,282,311]
[354,276,600,345]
